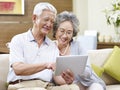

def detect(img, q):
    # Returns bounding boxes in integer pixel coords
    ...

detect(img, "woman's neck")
[56,41,70,56]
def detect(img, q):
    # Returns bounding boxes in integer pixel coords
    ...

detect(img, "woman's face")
[55,21,73,46]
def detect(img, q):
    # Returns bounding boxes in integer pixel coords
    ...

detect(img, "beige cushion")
[0,54,9,90]
[18,87,46,90]
[106,85,120,90]
[88,49,113,67]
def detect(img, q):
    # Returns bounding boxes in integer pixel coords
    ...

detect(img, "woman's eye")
[67,31,73,34]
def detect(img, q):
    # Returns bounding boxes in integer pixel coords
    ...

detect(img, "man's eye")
[51,21,54,24]
[44,18,49,21]
[60,30,64,33]
[59,28,64,31]
[60,30,64,32]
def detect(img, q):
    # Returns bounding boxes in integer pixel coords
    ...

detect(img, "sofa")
[88,48,120,90]
[0,48,120,90]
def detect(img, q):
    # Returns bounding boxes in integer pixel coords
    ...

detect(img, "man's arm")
[12,62,55,75]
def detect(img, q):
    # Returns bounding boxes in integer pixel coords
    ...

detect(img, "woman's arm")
[79,59,93,80]
[53,75,66,85]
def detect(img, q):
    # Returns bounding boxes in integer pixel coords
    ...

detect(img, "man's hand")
[46,62,56,71]
[61,69,74,84]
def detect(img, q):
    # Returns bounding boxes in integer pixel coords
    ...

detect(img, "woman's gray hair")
[33,2,57,16]
[53,11,80,38]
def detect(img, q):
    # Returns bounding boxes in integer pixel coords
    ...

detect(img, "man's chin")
[42,31,50,35]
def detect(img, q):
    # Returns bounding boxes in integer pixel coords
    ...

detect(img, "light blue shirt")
[70,40,106,90]
[7,29,59,83]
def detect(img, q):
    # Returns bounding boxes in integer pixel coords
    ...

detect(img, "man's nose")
[46,21,52,26]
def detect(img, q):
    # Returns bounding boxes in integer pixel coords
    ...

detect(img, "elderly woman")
[53,11,106,90]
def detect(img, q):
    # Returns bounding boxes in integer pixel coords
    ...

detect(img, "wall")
[88,0,114,36]
[0,0,72,53]
[73,0,115,37]
[73,0,88,35]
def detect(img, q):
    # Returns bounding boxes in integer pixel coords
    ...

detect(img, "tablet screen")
[55,55,88,76]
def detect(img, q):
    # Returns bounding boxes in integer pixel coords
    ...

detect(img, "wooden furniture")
[0,47,9,54]
[97,42,120,49]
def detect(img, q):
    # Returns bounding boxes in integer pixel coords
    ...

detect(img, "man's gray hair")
[33,2,57,16]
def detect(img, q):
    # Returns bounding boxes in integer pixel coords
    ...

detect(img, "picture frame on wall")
[0,0,24,15]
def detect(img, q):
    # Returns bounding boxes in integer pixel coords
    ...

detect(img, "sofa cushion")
[0,54,9,90]
[104,46,120,81]
[18,87,46,90]
[101,72,119,85]
[88,49,120,85]
[88,49,113,67]
[106,84,120,90]
[91,64,104,77]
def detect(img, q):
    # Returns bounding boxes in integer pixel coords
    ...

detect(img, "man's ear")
[32,15,37,23]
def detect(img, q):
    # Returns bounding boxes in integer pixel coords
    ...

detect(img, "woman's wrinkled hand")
[61,69,74,84]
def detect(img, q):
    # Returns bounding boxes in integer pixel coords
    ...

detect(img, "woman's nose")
[62,32,68,37]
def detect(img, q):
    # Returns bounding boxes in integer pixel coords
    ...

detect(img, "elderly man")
[7,2,79,90]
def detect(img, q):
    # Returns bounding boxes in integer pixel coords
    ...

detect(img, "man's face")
[34,10,55,35]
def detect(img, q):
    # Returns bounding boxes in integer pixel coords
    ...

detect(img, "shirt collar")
[27,29,51,45]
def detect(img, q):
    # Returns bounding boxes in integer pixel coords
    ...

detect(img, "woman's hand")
[61,69,74,84]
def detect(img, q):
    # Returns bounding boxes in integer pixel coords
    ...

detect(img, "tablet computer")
[55,55,88,76]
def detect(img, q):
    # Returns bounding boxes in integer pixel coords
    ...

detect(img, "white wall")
[73,0,88,34]
[73,0,115,38]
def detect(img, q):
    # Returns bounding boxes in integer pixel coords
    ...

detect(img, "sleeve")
[78,42,88,55]
[79,58,93,80]
[9,35,25,67]
[78,42,93,80]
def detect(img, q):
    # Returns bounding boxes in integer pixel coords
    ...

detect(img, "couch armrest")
[0,54,9,90]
